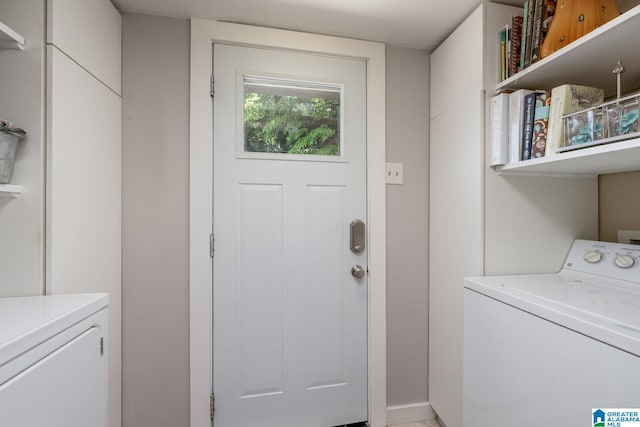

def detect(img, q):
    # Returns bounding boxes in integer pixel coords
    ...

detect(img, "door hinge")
[210,75,215,97]
[210,233,215,257]
[100,337,104,356]
[210,392,215,420]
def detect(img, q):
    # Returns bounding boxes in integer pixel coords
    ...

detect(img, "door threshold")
[332,422,368,427]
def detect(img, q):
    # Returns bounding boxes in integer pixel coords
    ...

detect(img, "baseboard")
[386,402,435,425]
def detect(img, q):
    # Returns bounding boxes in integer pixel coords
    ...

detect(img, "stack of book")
[489,84,605,166]
[498,15,522,81]
[498,0,557,82]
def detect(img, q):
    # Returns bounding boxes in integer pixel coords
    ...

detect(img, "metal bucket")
[0,132,19,184]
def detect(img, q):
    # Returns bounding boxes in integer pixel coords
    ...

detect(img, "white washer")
[464,240,640,427]
[0,293,108,427]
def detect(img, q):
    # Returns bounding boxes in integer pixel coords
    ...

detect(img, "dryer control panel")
[564,240,640,283]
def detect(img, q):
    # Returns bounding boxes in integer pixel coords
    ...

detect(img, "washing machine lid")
[464,272,640,357]
[0,293,108,367]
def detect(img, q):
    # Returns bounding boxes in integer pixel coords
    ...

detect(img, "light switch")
[386,162,403,185]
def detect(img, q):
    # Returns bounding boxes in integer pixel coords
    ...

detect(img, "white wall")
[385,46,430,410]
[121,13,191,427]
[599,171,640,242]
[0,0,45,297]
[121,13,432,426]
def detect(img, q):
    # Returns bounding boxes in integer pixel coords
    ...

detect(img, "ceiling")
[112,0,524,51]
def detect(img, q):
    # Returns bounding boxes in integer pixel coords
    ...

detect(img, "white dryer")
[0,293,108,427]
[464,240,640,427]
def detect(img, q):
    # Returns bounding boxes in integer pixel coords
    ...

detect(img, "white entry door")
[213,43,368,427]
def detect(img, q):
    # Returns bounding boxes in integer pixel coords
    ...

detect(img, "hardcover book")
[490,93,510,166]
[521,90,544,160]
[529,0,544,64]
[510,15,524,75]
[531,92,551,158]
[506,25,512,78]
[523,0,538,68]
[519,0,530,70]
[530,0,556,64]
[545,84,605,156]
[498,26,508,81]
[509,89,534,163]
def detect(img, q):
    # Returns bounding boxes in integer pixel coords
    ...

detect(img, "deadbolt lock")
[350,219,365,253]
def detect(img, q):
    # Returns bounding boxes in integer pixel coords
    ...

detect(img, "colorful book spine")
[498,26,508,81]
[545,84,605,156]
[510,15,524,75]
[531,0,556,64]
[523,0,538,68]
[521,91,541,160]
[506,25,512,78]
[529,0,545,64]
[519,0,530,70]
[531,92,551,158]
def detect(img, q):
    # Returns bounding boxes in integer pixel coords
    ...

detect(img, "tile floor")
[390,421,441,427]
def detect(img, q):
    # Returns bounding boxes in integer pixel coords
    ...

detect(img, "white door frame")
[189,19,386,427]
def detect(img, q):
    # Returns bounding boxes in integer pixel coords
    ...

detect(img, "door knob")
[351,265,366,279]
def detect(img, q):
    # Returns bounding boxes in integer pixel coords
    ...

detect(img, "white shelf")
[0,20,25,50]
[496,137,640,176]
[495,4,640,176]
[497,4,640,99]
[0,184,22,197]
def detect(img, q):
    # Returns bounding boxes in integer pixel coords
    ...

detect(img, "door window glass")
[243,76,342,156]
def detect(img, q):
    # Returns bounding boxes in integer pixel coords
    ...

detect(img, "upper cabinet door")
[429,6,483,121]
[47,0,121,95]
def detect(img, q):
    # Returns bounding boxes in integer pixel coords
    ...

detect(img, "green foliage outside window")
[244,92,340,155]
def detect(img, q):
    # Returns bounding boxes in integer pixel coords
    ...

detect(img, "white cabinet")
[47,0,121,95]
[496,5,640,176]
[0,294,108,427]
[429,9,484,426]
[428,4,598,427]
[2,1,122,426]
[46,2,121,427]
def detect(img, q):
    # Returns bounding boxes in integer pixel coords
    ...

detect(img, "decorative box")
[560,92,640,153]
